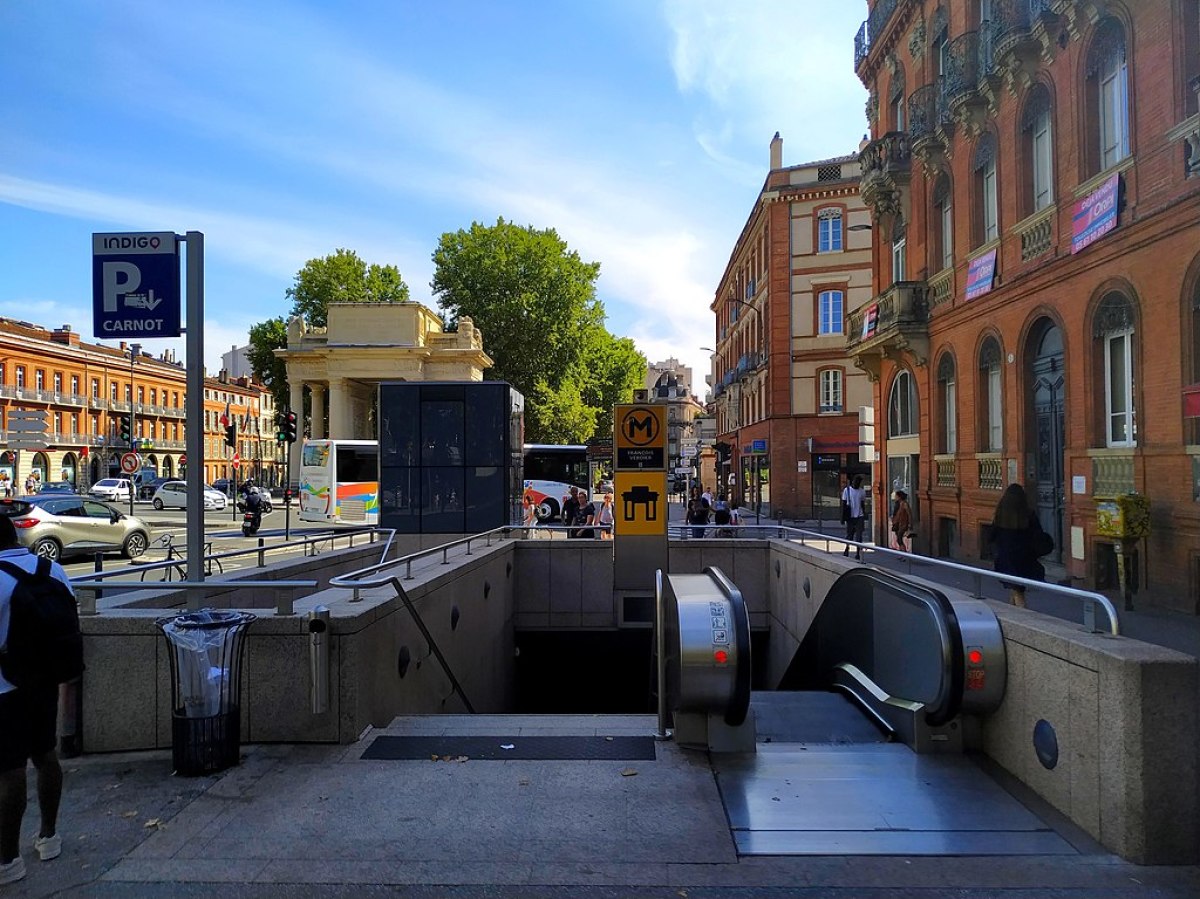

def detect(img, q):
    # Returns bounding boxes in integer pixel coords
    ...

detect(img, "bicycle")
[140,533,223,581]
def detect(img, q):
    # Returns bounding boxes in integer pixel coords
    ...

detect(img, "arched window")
[1021,84,1054,214]
[817,208,843,252]
[819,369,843,413]
[1087,18,1130,173]
[937,353,957,454]
[888,369,918,437]
[973,134,999,246]
[1093,292,1137,446]
[932,174,953,272]
[979,338,1003,452]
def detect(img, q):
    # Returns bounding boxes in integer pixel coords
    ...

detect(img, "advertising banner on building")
[861,303,879,339]
[1071,173,1119,254]
[965,248,998,301]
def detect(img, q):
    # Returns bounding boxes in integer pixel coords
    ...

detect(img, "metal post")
[128,342,140,518]
[284,446,292,541]
[655,569,669,740]
[184,232,205,588]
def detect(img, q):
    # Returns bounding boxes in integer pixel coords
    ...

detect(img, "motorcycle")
[236,487,273,515]
[241,504,263,537]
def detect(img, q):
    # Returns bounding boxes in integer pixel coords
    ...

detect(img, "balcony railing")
[848,281,930,351]
[908,84,949,145]
[1016,205,1055,262]
[935,454,957,488]
[859,131,911,177]
[854,0,899,70]
[977,454,1004,491]
[854,20,870,69]
[928,268,955,310]
[943,31,981,105]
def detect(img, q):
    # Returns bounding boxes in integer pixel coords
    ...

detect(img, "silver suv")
[0,496,151,562]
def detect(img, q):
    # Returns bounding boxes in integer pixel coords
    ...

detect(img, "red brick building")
[711,136,874,520]
[850,0,1200,607]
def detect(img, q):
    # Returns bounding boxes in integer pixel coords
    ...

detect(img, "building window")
[138,386,145,404]
[891,219,907,282]
[15,367,25,389]
[1094,292,1137,447]
[1087,18,1130,173]
[35,370,44,390]
[979,338,1003,452]
[71,375,79,395]
[888,370,918,437]
[818,290,844,334]
[818,208,843,252]
[819,370,843,413]
[110,382,118,401]
[91,378,99,398]
[53,372,62,392]
[1022,85,1055,213]
[1190,282,1200,445]
[71,413,79,435]
[932,175,953,272]
[890,64,906,132]
[937,354,957,454]
[974,135,999,245]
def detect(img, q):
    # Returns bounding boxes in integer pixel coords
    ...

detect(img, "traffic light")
[118,415,131,445]
[275,410,288,443]
[224,419,237,449]
[285,410,298,443]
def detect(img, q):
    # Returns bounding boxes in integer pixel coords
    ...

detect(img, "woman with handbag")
[989,484,1053,608]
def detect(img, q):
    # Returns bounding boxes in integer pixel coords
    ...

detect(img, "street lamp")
[127,342,141,516]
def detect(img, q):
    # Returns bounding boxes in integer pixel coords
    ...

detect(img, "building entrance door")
[1030,322,1065,562]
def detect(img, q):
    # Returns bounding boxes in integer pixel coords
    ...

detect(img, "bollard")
[308,606,331,714]
[258,536,265,568]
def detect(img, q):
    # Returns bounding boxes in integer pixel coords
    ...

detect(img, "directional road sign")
[92,232,181,338]
[120,452,141,474]
[7,410,49,450]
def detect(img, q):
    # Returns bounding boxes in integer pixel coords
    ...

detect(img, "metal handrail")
[667,523,1121,636]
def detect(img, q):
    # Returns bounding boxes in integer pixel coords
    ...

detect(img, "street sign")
[680,445,696,457]
[92,232,181,338]
[120,452,141,474]
[232,453,240,469]
[7,410,49,450]
[179,453,187,466]
[674,466,692,475]
[614,470,667,536]
[614,405,666,470]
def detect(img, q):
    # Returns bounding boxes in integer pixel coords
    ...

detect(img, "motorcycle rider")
[241,481,263,535]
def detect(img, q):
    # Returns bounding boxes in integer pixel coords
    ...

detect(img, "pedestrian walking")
[521,494,540,538]
[842,475,868,560]
[890,490,913,553]
[0,515,76,885]
[687,486,710,539]
[562,487,581,539]
[989,484,1054,608]
[596,490,615,539]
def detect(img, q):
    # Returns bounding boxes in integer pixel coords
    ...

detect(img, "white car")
[89,478,134,502]
[151,481,228,511]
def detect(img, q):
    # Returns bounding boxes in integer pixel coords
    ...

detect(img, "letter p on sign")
[102,261,140,312]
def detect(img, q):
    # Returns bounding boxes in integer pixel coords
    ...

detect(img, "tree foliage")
[285,248,410,328]
[245,317,289,409]
[431,218,645,443]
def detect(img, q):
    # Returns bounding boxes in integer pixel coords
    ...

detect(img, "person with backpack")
[0,516,79,885]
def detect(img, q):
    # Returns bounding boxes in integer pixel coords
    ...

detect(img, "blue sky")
[0,1,868,387]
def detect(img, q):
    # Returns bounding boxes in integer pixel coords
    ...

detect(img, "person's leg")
[28,684,62,851]
[1010,588,1027,608]
[0,767,27,864]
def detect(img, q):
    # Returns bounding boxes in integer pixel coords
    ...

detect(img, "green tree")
[286,248,410,328]
[245,317,289,409]
[432,218,645,442]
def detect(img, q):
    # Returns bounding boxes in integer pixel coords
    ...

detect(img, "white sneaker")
[0,856,26,884]
[34,834,61,861]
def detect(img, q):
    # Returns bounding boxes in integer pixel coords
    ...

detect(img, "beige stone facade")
[275,302,493,477]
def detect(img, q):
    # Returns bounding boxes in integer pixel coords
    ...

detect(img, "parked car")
[137,476,172,500]
[37,481,78,495]
[151,481,228,512]
[0,495,150,562]
[211,478,234,496]
[89,478,134,502]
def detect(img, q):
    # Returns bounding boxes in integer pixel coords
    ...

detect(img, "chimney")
[770,132,783,170]
[50,325,81,347]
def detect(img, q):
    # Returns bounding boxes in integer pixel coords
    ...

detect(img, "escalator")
[660,566,1076,856]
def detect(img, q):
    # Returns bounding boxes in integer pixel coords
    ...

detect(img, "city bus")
[522,444,590,522]
[298,439,379,525]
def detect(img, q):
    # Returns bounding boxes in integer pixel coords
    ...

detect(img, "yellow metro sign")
[614,404,666,470]
[614,471,667,536]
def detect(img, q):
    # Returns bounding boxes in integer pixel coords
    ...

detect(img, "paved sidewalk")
[3,721,1200,897]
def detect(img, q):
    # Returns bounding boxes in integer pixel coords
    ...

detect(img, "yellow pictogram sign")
[614,404,666,470]
[614,471,667,536]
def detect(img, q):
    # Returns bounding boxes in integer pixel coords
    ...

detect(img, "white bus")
[522,444,590,522]
[298,439,379,525]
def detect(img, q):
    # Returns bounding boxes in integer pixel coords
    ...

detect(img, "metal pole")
[184,232,205,586]
[284,444,292,540]
[128,343,140,518]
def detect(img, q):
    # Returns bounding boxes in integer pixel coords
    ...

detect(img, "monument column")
[328,378,350,439]
[288,380,305,487]
[310,384,326,440]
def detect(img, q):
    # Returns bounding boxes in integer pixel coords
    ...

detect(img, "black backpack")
[0,558,85,688]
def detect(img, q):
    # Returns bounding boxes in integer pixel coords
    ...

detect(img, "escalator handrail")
[828,567,965,727]
[704,566,753,727]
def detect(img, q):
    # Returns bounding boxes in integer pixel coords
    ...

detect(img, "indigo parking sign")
[92,232,181,338]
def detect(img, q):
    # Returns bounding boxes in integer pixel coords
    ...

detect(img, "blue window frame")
[818,290,844,335]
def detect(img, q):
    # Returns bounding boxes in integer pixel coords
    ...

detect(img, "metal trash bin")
[156,610,256,776]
